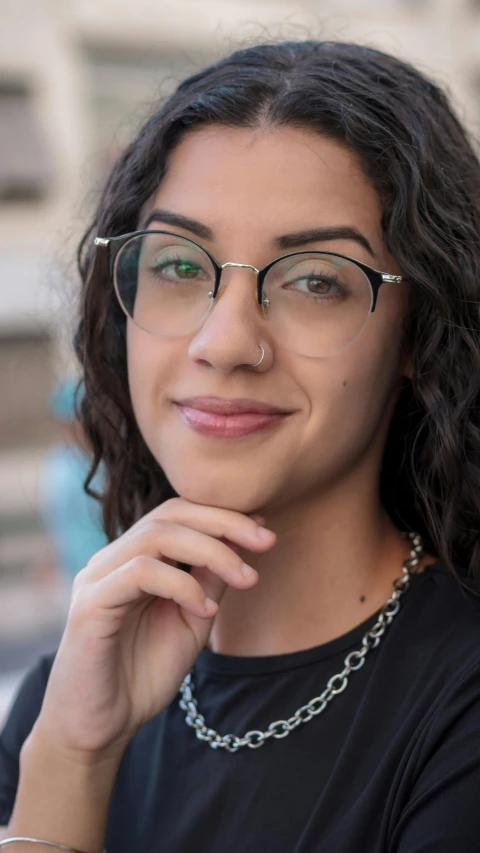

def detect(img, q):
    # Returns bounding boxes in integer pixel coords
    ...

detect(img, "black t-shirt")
[2,561,480,852]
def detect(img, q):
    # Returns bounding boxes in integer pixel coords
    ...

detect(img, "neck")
[207,474,434,657]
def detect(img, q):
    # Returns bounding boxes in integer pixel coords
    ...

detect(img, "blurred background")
[1,0,480,725]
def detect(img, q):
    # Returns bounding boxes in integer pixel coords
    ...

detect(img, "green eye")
[152,255,204,280]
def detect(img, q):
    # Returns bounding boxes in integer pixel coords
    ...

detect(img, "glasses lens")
[263,253,373,356]
[114,232,216,336]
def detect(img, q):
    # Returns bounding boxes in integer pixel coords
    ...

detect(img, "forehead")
[145,125,383,250]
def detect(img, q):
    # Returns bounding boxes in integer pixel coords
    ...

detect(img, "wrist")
[23,718,129,769]
[8,724,123,853]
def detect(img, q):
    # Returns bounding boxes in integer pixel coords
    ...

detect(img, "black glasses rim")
[106,228,379,353]
[100,228,391,306]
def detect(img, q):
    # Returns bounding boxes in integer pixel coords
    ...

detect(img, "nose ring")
[251,345,265,368]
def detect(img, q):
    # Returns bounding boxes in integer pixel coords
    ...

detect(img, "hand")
[31,498,276,763]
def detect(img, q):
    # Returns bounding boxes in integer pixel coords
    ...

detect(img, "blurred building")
[1,0,480,590]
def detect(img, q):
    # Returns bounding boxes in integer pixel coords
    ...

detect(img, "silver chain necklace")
[179,530,425,753]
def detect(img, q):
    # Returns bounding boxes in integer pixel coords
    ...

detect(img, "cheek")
[299,314,406,462]
[126,327,149,422]
[126,325,174,442]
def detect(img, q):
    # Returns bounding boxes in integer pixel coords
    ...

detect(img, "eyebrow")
[141,208,375,258]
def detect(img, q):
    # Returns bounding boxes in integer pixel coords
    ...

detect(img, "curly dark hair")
[74,40,480,591]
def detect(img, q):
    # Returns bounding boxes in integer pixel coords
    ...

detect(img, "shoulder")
[382,563,480,721]
[408,563,480,662]
[1,650,57,751]
[0,650,57,824]
[397,564,480,731]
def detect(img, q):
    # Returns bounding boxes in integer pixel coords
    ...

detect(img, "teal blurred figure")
[39,378,108,592]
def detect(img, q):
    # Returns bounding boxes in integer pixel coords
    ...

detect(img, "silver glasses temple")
[0,838,106,853]
[381,273,402,283]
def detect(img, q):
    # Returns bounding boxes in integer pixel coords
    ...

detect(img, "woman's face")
[127,125,411,514]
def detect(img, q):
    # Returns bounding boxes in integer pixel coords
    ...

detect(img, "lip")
[173,397,293,438]
[174,396,292,415]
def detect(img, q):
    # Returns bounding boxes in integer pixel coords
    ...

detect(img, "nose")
[187,265,269,373]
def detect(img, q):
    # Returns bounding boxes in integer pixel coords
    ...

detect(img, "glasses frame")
[94,229,403,318]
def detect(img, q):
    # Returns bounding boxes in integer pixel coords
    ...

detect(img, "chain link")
[179,531,425,752]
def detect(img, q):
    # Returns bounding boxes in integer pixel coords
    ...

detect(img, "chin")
[161,468,268,514]
[175,484,258,513]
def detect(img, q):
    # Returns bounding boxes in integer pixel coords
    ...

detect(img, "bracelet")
[0,838,106,853]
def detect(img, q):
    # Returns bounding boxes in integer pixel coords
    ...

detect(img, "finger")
[83,556,220,620]
[185,533,250,603]
[135,498,275,549]
[189,562,231,609]
[84,507,275,583]
[83,522,261,588]
[249,513,266,526]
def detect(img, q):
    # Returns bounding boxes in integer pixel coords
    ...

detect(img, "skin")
[127,125,436,657]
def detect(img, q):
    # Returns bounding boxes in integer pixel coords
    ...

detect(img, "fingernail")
[241,562,257,578]
[204,597,218,611]
[257,526,274,539]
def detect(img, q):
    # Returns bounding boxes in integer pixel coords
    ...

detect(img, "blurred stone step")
[0,578,68,639]
[0,448,45,515]
[0,531,50,579]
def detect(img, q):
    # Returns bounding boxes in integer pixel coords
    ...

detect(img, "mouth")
[173,396,294,438]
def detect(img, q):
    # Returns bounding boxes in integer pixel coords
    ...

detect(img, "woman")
[1,39,480,853]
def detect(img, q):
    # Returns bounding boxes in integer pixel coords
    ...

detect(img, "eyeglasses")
[94,229,403,358]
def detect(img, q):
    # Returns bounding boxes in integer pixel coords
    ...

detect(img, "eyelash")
[283,271,345,298]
